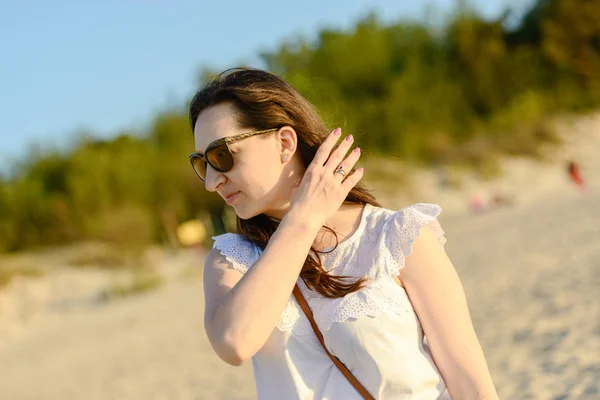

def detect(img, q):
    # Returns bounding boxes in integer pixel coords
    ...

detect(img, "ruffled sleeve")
[382,203,447,277]
[212,233,260,274]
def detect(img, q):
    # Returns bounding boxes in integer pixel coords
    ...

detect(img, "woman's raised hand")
[289,128,364,229]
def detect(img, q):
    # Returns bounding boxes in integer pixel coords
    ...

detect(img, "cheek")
[234,152,281,189]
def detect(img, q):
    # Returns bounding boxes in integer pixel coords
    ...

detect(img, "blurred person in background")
[566,160,585,193]
[190,68,498,399]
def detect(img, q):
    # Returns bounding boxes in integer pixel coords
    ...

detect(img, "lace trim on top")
[296,277,415,334]
[211,233,258,274]
[211,203,446,335]
[382,202,446,277]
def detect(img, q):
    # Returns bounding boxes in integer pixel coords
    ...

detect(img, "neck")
[316,202,366,251]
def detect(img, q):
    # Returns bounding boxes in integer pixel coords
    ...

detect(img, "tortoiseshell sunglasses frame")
[189,128,279,181]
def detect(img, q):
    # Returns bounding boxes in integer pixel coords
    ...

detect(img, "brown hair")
[189,68,381,299]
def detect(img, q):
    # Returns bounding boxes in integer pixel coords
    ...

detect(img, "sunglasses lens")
[190,155,207,181]
[206,144,234,172]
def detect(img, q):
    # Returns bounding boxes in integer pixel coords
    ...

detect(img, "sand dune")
[0,179,598,399]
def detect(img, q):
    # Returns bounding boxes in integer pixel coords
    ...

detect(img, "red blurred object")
[469,194,488,213]
[567,161,585,190]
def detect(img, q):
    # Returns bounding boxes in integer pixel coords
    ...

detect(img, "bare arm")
[399,226,499,400]
[203,128,364,365]
[203,212,319,365]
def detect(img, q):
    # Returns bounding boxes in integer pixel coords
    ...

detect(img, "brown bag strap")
[292,284,376,400]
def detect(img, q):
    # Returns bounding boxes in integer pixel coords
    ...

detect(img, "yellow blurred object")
[176,220,206,247]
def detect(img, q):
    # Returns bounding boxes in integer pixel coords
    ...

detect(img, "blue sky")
[0,0,529,170]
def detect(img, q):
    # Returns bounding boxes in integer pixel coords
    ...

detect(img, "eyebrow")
[195,137,225,157]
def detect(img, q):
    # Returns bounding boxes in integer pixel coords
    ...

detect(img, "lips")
[223,191,240,205]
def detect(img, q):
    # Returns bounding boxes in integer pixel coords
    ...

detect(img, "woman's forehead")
[194,103,240,153]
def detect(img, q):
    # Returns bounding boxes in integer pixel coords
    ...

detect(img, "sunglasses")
[189,128,279,182]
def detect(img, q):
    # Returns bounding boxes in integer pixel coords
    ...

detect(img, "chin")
[231,204,260,220]
[231,194,283,221]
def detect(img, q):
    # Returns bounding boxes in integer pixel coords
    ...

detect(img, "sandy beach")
[0,116,599,399]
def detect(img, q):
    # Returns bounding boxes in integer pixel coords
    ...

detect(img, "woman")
[190,68,498,399]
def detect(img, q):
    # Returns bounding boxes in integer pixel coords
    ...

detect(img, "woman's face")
[193,102,300,219]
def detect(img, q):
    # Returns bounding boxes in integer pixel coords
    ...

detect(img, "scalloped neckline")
[320,203,371,254]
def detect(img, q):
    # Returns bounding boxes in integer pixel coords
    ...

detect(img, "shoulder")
[370,203,444,242]
[366,203,447,276]
[386,202,443,226]
[390,203,446,253]
[367,202,442,219]
[212,232,255,250]
[209,233,260,274]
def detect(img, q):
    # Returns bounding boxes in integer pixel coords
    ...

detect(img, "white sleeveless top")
[212,203,452,400]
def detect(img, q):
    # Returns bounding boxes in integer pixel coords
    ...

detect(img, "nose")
[204,164,226,192]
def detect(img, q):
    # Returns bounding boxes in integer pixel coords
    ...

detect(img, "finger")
[333,147,361,180]
[312,128,342,166]
[341,167,364,192]
[324,134,354,173]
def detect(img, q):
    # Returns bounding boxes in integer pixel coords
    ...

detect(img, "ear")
[276,126,298,161]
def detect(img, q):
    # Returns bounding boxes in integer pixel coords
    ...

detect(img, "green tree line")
[1,0,599,252]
